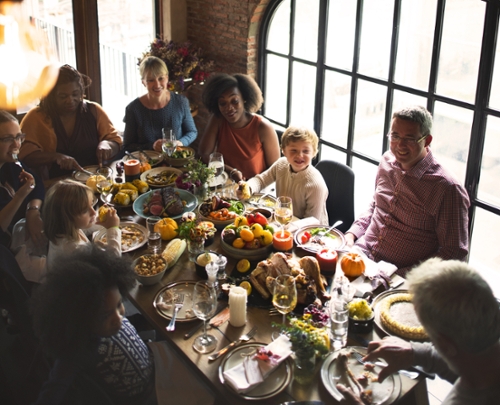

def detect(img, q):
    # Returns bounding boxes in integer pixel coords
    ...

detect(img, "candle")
[316,248,338,276]
[272,230,293,251]
[124,159,141,181]
[205,261,218,287]
[229,286,247,327]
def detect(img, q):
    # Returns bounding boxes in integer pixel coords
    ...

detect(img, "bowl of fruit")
[220,214,275,261]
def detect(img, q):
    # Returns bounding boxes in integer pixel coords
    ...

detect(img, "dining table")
[119,214,430,404]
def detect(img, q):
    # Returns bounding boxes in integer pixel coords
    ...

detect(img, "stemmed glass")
[274,196,293,237]
[208,152,224,195]
[192,281,218,353]
[162,128,177,166]
[271,274,297,340]
[95,166,113,201]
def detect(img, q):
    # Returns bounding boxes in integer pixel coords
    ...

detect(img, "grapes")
[304,304,329,327]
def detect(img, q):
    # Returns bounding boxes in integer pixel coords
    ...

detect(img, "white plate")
[153,281,198,322]
[321,347,401,404]
[100,192,133,208]
[294,224,346,253]
[132,188,198,220]
[207,171,228,188]
[218,342,293,400]
[246,193,277,209]
[141,167,183,188]
[125,150,163,167]
[72,165,100,183]
[93,221,148,253]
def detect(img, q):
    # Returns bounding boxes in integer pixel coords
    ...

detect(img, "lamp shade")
[0,1,59,109]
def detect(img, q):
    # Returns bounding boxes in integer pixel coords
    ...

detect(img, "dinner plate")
[294,224,346,253]
[93,221,148,253]
[153,281,198,322]
[164,146,196,166]
[125,150,163,167]
[100,192,133,208]
[207,171,228,188]
[73,165,100,183]
[132,188,198,219]
[246,193,276,209]
[321,347,401,404]
[218,342,293,400]
[141,167,182,188]
[372,289,428,341]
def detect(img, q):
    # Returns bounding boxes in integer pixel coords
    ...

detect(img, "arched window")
[259,0,500,292]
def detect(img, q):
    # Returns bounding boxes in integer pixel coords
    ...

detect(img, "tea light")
[124,159,141,181]
[205,261,219,287]
[316,248,338,275]
[272,230,293,251]
[229,286,247,327]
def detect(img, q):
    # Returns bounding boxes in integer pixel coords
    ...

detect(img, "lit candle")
[229,286,247,327]
[316,248,338,276]
[123,159,141,181]
[272,230,293,251]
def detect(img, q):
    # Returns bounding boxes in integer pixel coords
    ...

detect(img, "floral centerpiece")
[140,38,215,93]
[175,159,215,192]
[178,212,216,243]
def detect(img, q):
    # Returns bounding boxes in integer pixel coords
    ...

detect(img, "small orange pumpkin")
[340,252,366,278]
[140,162,152,173]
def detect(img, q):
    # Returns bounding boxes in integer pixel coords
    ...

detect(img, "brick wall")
[185,0,271,145]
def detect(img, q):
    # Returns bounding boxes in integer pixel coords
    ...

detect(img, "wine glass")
[162,128,177,166]
[274,196,293,237]
[192,281,218,353]
[208,152,224,195]
[95,166,113,200]
[272,274,297,340]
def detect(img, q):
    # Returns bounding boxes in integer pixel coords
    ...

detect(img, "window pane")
[267,0,290,55]
[358,0,394,79]
[436,0,484,103]
[394,0,437,90]
[489,30,500,110]
[318,145,346,165]
[325,0,356,70]
[264,54,289,125]
[290,62,316,128]
[432,102,473,184]
[352,157,378,218]
[392,91,427,114]
[477,116,500,207]
[292,0,319,62]
[353,80,387,158]
[469,208,500,297]
[322,71,351,148]
[98,0,155,131]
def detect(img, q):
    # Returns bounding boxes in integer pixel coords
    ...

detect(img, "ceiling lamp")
[0,0,59,109]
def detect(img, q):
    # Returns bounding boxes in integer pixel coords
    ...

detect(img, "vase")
[293,351,317,385]
[187,239,204,262]
[193,183,209,203]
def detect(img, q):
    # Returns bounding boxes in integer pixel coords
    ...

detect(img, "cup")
[215,255,227,280]
[146,216,162,253]
[205,261,218,287]
[124,159,141,182]
[330,298,348,350]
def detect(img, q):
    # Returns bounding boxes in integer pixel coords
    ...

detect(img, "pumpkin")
[140,162,152,173]
[154,218,178,241]
[340,252,366,278]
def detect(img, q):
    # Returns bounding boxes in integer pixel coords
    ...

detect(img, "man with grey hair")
[338,258,500,404]
[345,106,470,277]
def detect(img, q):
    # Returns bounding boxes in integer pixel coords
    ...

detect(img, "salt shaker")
[229,286,247,327]
[205,262,219,287]
[216,255,227,280]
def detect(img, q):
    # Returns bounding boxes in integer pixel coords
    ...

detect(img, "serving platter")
[141,167,182,188]
[153,281,198,322]
[93,221,147,253]
[73,165,100,183]
[246,193,276,209]
[294,224,346,253]
[132,188,198,220]
[321,347,401,404]
[125,150,163,167]
[219,342,293,400]
[163,146,196,167]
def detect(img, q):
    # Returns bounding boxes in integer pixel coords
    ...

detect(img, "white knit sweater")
[247,157,329,224]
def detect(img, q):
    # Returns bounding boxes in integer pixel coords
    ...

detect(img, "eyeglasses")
[0,133,26,144]
[387,133,428,145]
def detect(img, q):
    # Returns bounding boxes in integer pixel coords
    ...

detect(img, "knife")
[349,333,435,380]
[183,305,226,339]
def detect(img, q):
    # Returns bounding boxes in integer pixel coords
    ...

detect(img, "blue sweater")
[123,92,197,151]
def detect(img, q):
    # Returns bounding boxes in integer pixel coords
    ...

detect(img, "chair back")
[315,160,355,234]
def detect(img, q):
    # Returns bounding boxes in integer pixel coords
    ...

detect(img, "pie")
[379,293,428,340]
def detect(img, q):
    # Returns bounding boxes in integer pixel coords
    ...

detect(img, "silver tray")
[93,221,147,253]
[153,281,198,322]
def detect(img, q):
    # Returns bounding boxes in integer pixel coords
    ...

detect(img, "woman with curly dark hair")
[19,65,122,179]
[31,246,155,404]
[198,73,280,181]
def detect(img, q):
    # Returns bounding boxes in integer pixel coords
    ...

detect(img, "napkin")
[287,216,320,234]
[223,335,292,394]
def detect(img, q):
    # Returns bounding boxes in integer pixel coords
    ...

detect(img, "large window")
[259,0,500,294]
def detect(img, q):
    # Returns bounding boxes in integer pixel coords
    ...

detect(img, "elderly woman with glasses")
[0,111,45,249]
[19,65,122,179]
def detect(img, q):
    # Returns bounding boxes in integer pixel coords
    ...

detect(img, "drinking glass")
[274,196,293,237]
[146,216,162,253]
[95,166,113,199]
[162,128,176,166]
[272,274,297,340]
[192,281,218,353]
[330,298,348,350]
[208,152,224,194]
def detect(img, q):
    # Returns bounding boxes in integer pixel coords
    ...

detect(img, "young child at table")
[43,179,121,270]
[237,126,329,224]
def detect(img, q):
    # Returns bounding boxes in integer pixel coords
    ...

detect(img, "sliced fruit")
[236,258,251,273]
[239,281,252,295]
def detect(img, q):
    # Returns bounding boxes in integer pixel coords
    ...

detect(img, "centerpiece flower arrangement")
[178,212,216,244]
[140,38,215,93]
[175,159,215,192]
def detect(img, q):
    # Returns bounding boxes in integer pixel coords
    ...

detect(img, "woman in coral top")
[198,73,280,181]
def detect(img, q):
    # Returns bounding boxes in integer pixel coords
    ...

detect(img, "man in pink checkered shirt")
[345,106,470,277]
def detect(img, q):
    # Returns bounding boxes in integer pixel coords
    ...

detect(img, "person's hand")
[25,210,45,248]
[345,232,356,247]
[98,207,120,229]
[364,336,414,382]
[175,140,183,147]
[336,384,365,405]
[97,141,115,163]
[16,171,35,199]
[55,153,83,171]
[230,169,244,183]
[152,139,163,152]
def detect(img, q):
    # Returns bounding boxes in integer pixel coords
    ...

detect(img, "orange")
[239,228,255,242]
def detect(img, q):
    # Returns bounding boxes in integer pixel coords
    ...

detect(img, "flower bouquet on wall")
[140,38,215,93]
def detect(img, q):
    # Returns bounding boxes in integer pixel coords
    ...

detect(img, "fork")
[13,154,35,189]
[208,326,257,361]
[351,350,419,379]
[166,294,185,332]
[317,220,343,238]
